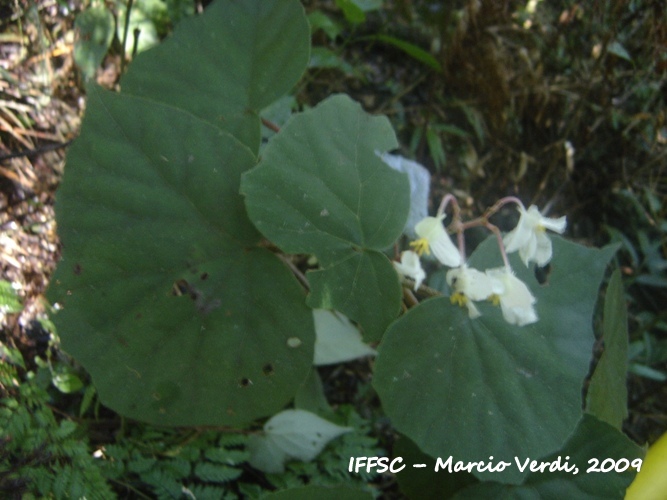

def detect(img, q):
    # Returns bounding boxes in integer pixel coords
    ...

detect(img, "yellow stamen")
[410,238,430,256]
[450,292,467,308]
[488,294,501,306]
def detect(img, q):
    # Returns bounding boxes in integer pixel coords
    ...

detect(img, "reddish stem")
[437,193,457,217]
[485,196,525,219]
[261,117,281,133]
[485,221,511,268]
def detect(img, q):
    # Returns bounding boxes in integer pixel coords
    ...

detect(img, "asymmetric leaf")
[49,86,315,426]
[373,236,618,484]
[247,409,351,473]
[241,95,410,341]
[453,415,643,498]
[120,0,310,152]
[307,250,405,342]
[394,434,478,498]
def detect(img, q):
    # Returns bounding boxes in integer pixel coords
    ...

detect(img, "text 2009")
[587,458,642,473]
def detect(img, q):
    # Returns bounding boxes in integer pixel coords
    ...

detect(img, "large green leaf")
[120,0,310,152]
[307,252,402,343]
[241,95,410,341]
[394,434,478,498]
[49,86,314,426]
[586,268,629,429]
[373,236,618,484]
[453,414,643,499]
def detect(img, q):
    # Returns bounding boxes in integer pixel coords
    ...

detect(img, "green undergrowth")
[101,406,380,499]
[0,343,382,498]
[0,348,113,498]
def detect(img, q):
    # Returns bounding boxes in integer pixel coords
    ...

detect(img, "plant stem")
[120,0,134,75]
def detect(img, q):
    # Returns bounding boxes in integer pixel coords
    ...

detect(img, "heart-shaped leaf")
[120,0,310,152]
[49,86,314,426]
[373,236,618,483]
[241,95,410,341]
[247,409,351,473]
[394,434,478,498]
[452,414,643,498]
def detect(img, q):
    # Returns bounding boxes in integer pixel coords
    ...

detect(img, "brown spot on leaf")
[172,279,200,301]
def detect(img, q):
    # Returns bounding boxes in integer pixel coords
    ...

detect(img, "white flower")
[503,205,566,266]
[393,250,426,291]
[485,267,538,326]
[446,265,503,318]
[410,215,462,267]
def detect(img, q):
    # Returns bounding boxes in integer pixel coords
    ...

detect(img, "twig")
[275,253,310,291]
[120,0,134,75]
[0,139,73,162]
[261,117,280,133]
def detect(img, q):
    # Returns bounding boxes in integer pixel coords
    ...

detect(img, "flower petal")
[393,250,426,291]
[518,233,538,267]
[503,222,530,253]
[415,215,461,267]
[503,207,533,253]
[486,267,538,326]
[539,214,567,233]
[466,300,481,319]
[447,265,498,301]
[415,215,444,239]
[431,233,462,267]
[533,231,554,267]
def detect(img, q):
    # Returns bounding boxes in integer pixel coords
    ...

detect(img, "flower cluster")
[392,198,566,326]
